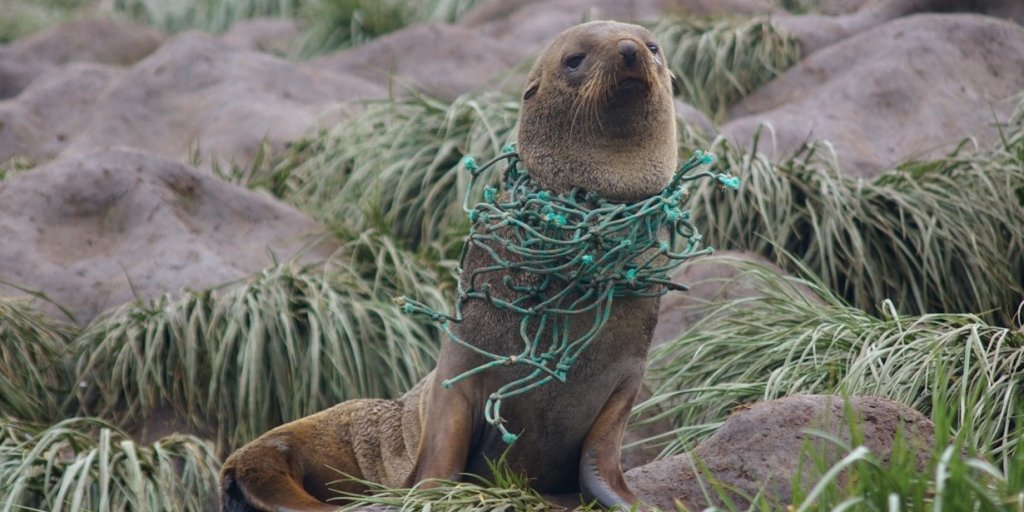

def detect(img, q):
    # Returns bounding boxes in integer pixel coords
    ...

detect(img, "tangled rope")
[398,146,738,444]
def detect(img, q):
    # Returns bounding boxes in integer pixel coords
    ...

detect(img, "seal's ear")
[670,72,680,96]
[523,80,540,101]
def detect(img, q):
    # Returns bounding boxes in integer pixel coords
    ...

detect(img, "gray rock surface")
[0,63,123,163]
[1,26,387,169]
[0,18,163,100]
[773,0,1024,57]
[461,0,773,59]
[0,149,334,324]
[626,395,935,510]
[310,23,524,100]
[60,31,383,167]
[724,13,1024,178]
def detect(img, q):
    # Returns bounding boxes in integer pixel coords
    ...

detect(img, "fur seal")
[220,20,678,511]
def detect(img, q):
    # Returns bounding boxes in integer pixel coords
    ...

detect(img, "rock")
[772,0,1024,57]
[724,13,1024,179]
[772,0,938,56]
[985,0,1024,26]
[461,0,773,59]
[0,63,123,163]
[309,23,523,100]
[0,148,335,324]
[0,55,46,100]
[653,252,822,346]
[0,18,163,99]
[3,18,164,66]
[626,395,935,510]
[56,31,383,166]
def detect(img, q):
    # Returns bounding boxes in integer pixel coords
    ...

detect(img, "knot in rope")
[400,147,738,444]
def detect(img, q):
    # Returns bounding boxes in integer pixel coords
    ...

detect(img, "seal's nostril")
[618,39,639,66]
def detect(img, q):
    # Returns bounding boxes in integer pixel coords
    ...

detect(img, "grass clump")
[332,454,596,511]
[687,121,1024,325]
[72,231,447,452]
[255,92,520,253]
[0,298,76,423]
[109,0,485,57]
[651,16,801,121]
[293,0,486,58]
[292,0,407,58]
[643,261,1024,470]
[0,417,219,512]
[111,0,303,34]
[0,0,90,43]
[407,0,484,24]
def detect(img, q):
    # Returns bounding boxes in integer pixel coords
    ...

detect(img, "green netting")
[400,147,738,443]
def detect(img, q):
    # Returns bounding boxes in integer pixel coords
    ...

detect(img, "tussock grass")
[0,417,219,512]
[109,0,485,57]
[408,0,483,23]
[0,0,86,43]
[688,123,1024,325]
[73,231,446,451]
[292,0,406,58]
[652,16,801,121]
[643,261,1024,470]
[0,298,75,423]
[294,0,485,57]
[294,0,486,58]
[111,0,303,34]
[332,455,598,511]
[258,92,520,253]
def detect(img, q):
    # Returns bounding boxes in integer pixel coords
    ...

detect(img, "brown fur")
[220,20,677,511]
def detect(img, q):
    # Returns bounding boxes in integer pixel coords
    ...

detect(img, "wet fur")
[219,20,677,511]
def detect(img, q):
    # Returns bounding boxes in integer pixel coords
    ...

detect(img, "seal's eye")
[646,43,659,55]
[565,54,585,70]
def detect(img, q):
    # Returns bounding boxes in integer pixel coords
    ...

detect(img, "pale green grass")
[0,417,219,512]
[111,0,304,34]
[72,231,447,452]
[0,0,90,43]
[642,260,1023,472]
[686,120,1024,325]
[652,16,801,121]
[293,0,486,57]
[331,456,590,512]
[0,298,75,423]
[257,92,520,254]
[107,0,484,57]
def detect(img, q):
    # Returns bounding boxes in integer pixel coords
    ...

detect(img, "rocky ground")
[1,0,1021,509]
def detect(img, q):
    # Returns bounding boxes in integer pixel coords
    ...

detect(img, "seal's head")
[517,20,678,202]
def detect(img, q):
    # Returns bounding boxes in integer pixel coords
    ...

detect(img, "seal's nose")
[618,39,639,67]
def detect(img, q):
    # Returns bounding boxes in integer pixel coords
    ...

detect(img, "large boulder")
[0,149,334,324]
[626,395,935,510]
[60,31,384,167]
[0,18,163,99]
[724,14,1024,179]
[773,0,1024,57]
[309,23,524,100]
[1,29,386,168]
[461,0,773,58]
[0,63,123,163]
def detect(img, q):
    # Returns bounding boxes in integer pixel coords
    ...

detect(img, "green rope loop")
[399,147,738,444]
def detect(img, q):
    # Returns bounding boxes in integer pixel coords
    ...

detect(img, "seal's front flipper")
[579,377,642,511]
[406,384,474,487]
